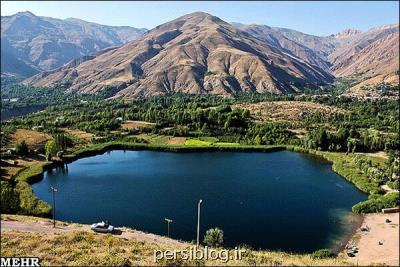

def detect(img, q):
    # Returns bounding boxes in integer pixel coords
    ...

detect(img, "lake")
[32,150,366,252]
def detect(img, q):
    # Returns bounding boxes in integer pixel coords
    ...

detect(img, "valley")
[0,7,399,267]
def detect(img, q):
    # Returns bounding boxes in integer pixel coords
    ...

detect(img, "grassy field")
[0,215,350,266]
[184,139,213,146]
[0,231,351,266]
[184,137,239,147]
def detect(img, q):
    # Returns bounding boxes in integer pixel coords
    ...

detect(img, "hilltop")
[25,12,333,97]
[1,11,146,77]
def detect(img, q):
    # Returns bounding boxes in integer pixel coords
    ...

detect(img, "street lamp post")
[164,218,173,237]
[50,186,57,228]
[196,199,203,246]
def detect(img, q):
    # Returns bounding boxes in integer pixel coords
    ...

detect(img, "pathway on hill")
[1,216,187,248]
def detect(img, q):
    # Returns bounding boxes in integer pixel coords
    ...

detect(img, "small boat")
[91,221,114,233]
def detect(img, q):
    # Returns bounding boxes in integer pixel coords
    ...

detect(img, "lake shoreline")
[16,142,375,212]
[331,213,364,255]
[32,149,367,253]
[11,142,394,254]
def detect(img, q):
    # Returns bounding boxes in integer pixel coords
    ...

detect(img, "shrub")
[352,192,399,213]
[16,182,51,217]
[311,249,334,259]
[15,140,29,156]
[203,228,224,248]
[388,180,399,190]
[0,181,20,213]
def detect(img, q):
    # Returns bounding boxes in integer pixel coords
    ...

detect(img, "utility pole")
[196,199,203,246]
[50,186,57,228]
[164,218,173,237]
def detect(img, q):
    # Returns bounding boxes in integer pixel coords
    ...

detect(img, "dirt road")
[1,217,186,248]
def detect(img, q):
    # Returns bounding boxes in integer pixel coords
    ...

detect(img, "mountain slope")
[233,23,332,70]
[1,11,146,77]
[330,25,399,86]
[1,38,40,77]
[25,12,333,97]
[234,23,399,90]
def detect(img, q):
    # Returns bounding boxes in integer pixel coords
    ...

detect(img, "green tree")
[203,227,224,248]
[318,129,329,150]
[45,140,58,161]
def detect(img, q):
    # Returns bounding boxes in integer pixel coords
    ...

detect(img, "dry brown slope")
[233,23,332,70]
[246,24,399,90]
[332,32,399,85]
[25,12,333,98]
[1,11,146,77]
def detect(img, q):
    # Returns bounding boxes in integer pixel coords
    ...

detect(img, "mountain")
[329,24,399,86]
[1,11,147,77]
[25,12,333,98]
[234,23,399,90]
[232,23,333,70]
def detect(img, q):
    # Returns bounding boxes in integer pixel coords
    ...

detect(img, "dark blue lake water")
[32,150,366,252]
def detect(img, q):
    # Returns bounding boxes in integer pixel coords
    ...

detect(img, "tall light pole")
[164,218,173,237]
[50,186,57,228]
[196,199,203,246]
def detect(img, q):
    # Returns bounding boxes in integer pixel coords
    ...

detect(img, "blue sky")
[1,1,398,36]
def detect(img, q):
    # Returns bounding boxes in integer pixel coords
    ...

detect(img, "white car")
[91,221,114,233]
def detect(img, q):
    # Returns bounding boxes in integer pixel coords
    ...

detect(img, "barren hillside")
[25,12,334,98]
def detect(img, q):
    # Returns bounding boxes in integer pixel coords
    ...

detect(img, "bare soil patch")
[234,101,345,122]
[61,128,94,140]
[345,212,399,266]
[10,129,52,150]
[356,151,388,160]
[121,120,156,129]
[167,137,187,145]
